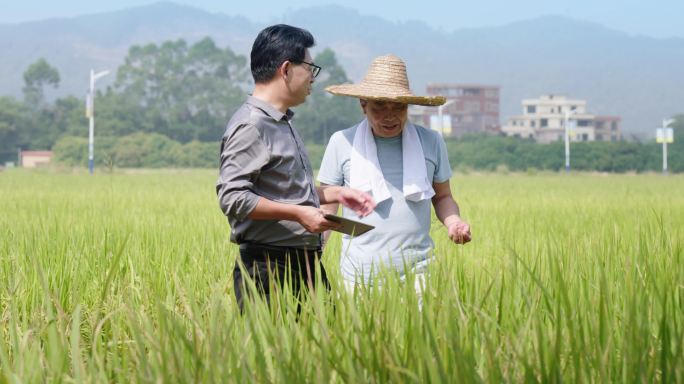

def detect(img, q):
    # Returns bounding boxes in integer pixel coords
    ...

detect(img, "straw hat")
[325,54,445,106]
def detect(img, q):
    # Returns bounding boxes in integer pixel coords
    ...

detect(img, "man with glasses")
[216,24,375,311]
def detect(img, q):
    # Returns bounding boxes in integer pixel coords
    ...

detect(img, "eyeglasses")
[291,60,321,79]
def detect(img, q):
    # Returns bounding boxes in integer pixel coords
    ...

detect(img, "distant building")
[593,116,622,142]
[20,151,53,168]
[409,84,500,137]
[501,94,622,143]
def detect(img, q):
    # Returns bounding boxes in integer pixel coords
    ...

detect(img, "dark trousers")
[233,243,330,311]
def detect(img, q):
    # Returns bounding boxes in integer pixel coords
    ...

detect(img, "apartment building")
[409,84,500,137]
[502,94,621,143]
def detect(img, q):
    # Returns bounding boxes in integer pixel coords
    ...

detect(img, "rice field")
[1,169,683,382]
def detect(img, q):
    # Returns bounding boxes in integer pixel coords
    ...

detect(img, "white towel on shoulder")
[350,118,435,204]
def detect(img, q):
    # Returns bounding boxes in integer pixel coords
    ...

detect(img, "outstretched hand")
[338,188,376,217]
[447,220,472,244]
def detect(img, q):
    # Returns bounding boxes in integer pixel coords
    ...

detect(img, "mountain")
[0,2,259,98]
[1,2,683,137]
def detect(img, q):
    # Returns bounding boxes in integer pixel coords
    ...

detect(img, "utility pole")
[657,118,675,175]
[87,69,110,175]
[437,99,455,138]
[563,108,577,173]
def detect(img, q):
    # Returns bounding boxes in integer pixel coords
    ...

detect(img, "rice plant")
[0,169,682,382]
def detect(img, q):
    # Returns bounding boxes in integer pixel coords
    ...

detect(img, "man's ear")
[279,61,290,80]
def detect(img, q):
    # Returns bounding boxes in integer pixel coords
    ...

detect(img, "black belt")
[239,243,321,258]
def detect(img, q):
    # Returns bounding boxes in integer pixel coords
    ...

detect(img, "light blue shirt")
[317,123,452,283]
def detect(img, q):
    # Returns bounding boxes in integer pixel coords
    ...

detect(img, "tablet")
[324,214,375,236]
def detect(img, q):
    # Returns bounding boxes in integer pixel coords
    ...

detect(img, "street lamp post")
[660,118,676,175]
[563,108,577,173]
[87,69,110,175]
[438,99,455,138]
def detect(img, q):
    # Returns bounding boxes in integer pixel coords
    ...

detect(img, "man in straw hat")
[216,24,376,311]
[318,54,471,295]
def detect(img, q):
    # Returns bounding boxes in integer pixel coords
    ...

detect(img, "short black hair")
[250,24,315,84]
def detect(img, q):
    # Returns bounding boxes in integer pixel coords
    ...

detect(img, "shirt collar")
[246,95,295,122]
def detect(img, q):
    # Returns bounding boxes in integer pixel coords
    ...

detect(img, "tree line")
[0,36,682,172]
[445,131,684,173]
[0,37,361,167]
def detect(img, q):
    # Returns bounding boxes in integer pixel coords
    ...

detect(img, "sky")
[0,0,683,39]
